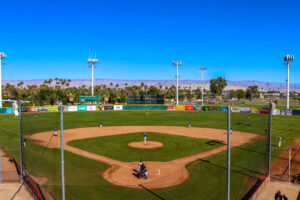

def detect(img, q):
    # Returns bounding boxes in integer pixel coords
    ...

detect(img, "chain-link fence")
[16,104,272,200]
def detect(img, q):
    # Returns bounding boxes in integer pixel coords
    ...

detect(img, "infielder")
[144,132,147,143]
[278,137,282,147]
[54,128,58,136]
[99,122,103,128]
[188,122,191,128]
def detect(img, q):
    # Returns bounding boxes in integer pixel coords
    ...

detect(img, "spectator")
[275,191,282,200]
[282,194,288,200]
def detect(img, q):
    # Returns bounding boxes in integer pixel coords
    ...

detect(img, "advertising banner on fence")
[114,105,123,111]
[292,110,300,116]
[176,105,185,111]
[221,107,228,112]
[208,106,221,111]
[251,108,259,114]
[286,110,292,116]
[104,106,114,110]
[167,105,176,111]
[231,107,241,113]
[240,107,251,113]
[5,108,13,114]
[78,106,87,111]
[185,106,194,111]
[38,107,49,112]
[28,107,39,113]
[48,106,58,112]
[272,109,281,115]
[260,108,270,114]
[67,106,78,112]
[87,106,97,111]
[194,106,203,111]
[280,109,287,115]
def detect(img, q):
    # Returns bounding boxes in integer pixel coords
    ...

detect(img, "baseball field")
[0,111,299,200]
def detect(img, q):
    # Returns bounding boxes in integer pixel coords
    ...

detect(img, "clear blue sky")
[0,0,299,83]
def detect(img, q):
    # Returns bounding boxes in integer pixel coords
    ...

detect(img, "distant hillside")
[2,79,300,91]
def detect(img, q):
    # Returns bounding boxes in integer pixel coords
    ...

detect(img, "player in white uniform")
[278,137,282,147]
[144,132,147,144]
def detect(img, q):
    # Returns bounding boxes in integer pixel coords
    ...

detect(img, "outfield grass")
[68,132,224,162]
[0,111,299,200]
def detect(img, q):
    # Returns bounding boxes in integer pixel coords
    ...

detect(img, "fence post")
[19,101,24,182]
[60,103,66,200]
[288,148,291,182]
[0,149,2,183]
[227,105,231,200]
[268,102,273,177]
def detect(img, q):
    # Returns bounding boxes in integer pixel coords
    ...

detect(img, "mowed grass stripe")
[68,132,224,162]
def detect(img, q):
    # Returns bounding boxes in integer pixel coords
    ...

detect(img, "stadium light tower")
[283,55,294,109]
[88,56,100,96]
[199,67,207,106]
[173,61,181,106]
[0,52,7,108]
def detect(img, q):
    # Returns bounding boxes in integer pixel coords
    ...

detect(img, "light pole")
[88,57,100,96]
[283,55,294,109]
[0,52,7,108]
[173,61,181,106]
[199,67,207,106]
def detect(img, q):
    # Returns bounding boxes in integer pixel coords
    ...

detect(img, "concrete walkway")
[0,183,33,200]
[257,181,299,200]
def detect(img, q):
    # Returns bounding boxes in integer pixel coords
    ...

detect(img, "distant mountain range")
[2,79,300,91]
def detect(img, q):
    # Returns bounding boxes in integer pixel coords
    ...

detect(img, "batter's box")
[149,169,161,176]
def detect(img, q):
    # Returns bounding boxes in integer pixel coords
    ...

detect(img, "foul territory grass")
[68,132,224,162]
[0,111,299,200]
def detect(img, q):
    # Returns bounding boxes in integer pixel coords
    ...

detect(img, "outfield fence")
[1,105,300,116]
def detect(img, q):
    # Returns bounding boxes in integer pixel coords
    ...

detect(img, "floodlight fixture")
[282,54,294,109]
[199,67,207,106]
[173,60,182,105]
[0,52,7,108]
[87,57,100,96]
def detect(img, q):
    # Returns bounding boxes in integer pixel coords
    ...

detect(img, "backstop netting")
[21,105,61,200]
[16,106,270,200]
[230,106,270,199]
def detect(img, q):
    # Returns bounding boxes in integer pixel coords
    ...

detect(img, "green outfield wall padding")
[123,105,167,110]
[292,110,300,116]
[0,108,6,114]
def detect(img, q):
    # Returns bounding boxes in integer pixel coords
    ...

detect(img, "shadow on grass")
[139,184,165,200]
[198,159,262,180]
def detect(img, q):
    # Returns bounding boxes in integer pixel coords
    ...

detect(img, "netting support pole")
[60,104,66,200]
[268,102,273,177]
[227,105,231,200]
[0,149,2,183]
[19,101,24,182]
[288,148,291,182]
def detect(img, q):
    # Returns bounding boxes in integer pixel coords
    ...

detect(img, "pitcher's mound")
[128,141,163,149]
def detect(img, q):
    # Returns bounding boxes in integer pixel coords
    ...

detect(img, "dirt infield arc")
[27,126,263,189]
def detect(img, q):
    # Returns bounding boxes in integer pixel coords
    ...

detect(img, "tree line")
[2,77,298,106]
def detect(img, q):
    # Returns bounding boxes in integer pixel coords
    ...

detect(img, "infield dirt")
[27,126,263,189]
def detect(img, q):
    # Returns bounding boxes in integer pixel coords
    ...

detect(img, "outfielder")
[278,137,282,147]
[144,132,147,143]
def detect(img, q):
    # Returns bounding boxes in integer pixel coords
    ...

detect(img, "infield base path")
[27,126,263,189]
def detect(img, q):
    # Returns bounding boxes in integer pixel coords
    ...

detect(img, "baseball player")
[230,128,233,134]
[99,122,103,128]
[278,137,282,147]
[188,122,191,128]
[54,128,58,136]
[144,132,147,143]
